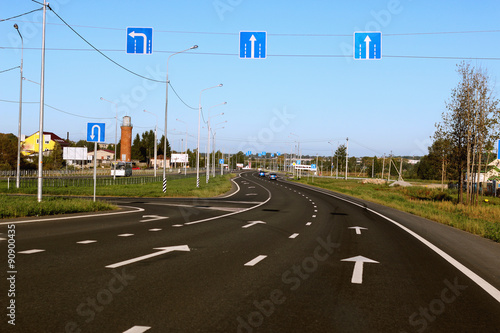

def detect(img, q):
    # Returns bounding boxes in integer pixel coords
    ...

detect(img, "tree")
[334,144,347,174]
[437,62,500,205]
[0,133,18,170]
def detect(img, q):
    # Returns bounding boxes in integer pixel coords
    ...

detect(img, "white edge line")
[0,205,145,226]
[289,180,500,304]
[184,173,271,226]
[244,255,267,266]
[218,174,241,198]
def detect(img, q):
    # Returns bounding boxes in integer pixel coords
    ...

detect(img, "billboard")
[171,154,188,163]
[63,147,88,161]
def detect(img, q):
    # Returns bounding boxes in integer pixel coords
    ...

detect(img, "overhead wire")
[0,8,42,22]
[0,66,20,74]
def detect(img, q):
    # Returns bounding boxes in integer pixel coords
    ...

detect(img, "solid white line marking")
[245,255,267,266]
[0,205,145,226]
[306,222,312,226]
[19,249,45,254]
[218,175,241,198]
[118,233,134,237]
[77,240,97,244]
[289,233,299,239]
[149,228,162,232]
[122,325,151,333]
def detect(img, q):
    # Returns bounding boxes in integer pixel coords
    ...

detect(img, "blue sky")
[1,0,500,157]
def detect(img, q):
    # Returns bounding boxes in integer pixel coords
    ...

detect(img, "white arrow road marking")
[249,34,257,58]
[106,245,190,269]
[364,35,371,59]
[118,233,134,237]
[128,31,148,54]
[77,240,97,244]
[122,325,151,333]
[341,255,379,284]
[242,221,266,228]
[140,215,169,223]
[289,233,299,239]
[19,249,45,254]
[349,226,368,235]
[245,255,267,266]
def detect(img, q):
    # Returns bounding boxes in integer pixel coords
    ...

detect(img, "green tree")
[0,133,18,170]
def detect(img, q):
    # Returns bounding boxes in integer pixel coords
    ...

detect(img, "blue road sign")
[219,159,224,164]
[277,152,281,156]
[240,31,266,59]
[498,140,500,159]
[87,123,105,143]
[271,153,274,157]
[353,32,381,60]
[296,160,301,165]
[127,27,153,54]
[262,152,266,156]
[246,151,252,156]
[311,164,317,170]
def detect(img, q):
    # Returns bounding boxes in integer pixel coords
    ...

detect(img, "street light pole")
[100,97,118,179]
[14,24,23,189]
[212,121,226,177]
[163,45,198,193]
[206,103,226,183]
[144,109,158,177]
[197,84,222,188]
[37,0,47,202]
[345,137,349,180]
[176,118,188,176]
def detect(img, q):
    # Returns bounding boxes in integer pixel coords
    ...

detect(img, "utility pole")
[345,137,349,180]
[381,154,385,179]
[399,157,403,181]
[37,0,47,202]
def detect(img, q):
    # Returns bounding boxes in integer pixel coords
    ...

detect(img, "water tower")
[120,116,133,162]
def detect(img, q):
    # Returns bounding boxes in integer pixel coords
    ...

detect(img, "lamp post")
[14,24,23,189]
[345,137,349,180]
[196,84,223,188]
[290,133,300,179]
[206,103,226,183]
[100,97,118,180]
[163,45,198,192]
[328,141,334,177]
[144,109,158,177]
[176,118,188,175]
[212,121,227,177]
[37,0,47,202]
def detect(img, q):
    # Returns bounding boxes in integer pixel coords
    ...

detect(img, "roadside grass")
[294,177,500,243]
[0,174,235,218]
[0,195,116,219]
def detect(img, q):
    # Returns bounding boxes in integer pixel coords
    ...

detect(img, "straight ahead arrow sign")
[364,35,371,59]
[341,255,379,284]
[105,245,190,268]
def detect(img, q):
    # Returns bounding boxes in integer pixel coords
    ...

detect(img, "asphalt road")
[1,171,500,332]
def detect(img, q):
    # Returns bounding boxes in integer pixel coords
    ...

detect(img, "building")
[153,155,171,169]
[21,131,69,156]
[87,149,115,166]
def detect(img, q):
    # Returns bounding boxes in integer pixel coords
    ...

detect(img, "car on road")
[269,173,277,180]
[259,171,266,177]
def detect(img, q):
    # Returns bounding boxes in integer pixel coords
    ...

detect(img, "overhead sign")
[87,123,105,143]
[296,160,301,165]
[271,153,274,157]
[277,152,281,156]
[240,31,266,59]
[127,27,153,54]
[498,140,500,160]
[353,32,381,60]
[246,151,252,156]
[311,164,317,170]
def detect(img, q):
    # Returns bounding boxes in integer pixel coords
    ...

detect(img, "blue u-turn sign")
[87,123,105,143]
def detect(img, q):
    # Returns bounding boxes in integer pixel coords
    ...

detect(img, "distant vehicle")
[269,173,277,180]
[259,171,266,177]
[111,162,132,177]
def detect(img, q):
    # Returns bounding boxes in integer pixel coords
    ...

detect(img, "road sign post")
[240,31,266,59]
[87,123,106,202]
[353,32,382,60]
[126,27,153,54]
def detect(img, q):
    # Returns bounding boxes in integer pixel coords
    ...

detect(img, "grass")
[0,174,235,218]
[0,195,117,219]
[293,177,500,243]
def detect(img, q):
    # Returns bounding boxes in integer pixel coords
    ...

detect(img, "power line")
[2,46,500,61]
[168,82,197,110]
[11,19,500,37]
[0,8,42,22]
[0,66,20,74]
